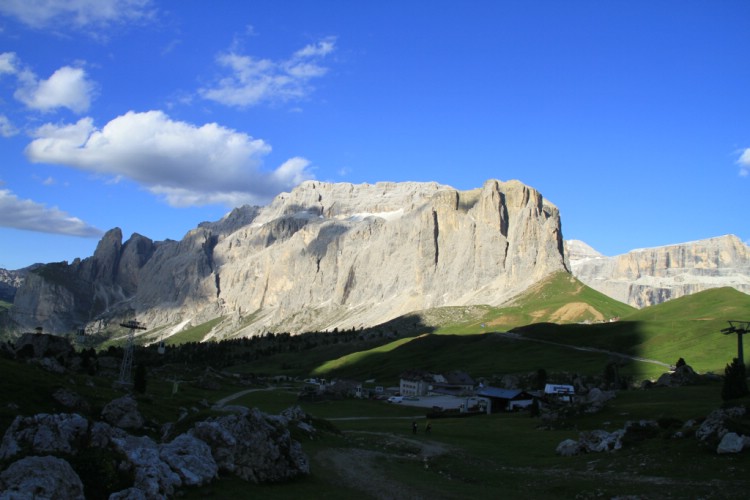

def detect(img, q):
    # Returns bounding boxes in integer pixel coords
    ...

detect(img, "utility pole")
[117,320,146,387]
[721,320,750,366]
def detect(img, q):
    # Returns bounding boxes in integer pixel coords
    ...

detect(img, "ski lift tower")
[721,320,750,366]
[117,320,146,387]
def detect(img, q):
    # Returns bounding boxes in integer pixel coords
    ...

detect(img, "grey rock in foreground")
[0,402,311,498]
[190,407,310,483]
[0,455,85,500]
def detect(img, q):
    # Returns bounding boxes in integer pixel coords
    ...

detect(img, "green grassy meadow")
[3,274,750,498]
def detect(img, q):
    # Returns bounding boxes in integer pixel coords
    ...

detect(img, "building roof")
[544,384,575,394]
[477,387,532,400]
[443,371,475,386]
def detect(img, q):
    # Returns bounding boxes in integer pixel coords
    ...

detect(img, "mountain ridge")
[8,179,567,338]
[566,235,750,308]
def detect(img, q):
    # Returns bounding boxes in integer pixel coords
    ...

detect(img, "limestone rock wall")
[566,235,750,308]
[11,179,568,337]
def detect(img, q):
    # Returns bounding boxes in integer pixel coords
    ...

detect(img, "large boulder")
[655,364,702,387]
[190,407,309,483]
[578,429,624,453]
[0,455,84,500]
[101,395,144,430]
[281,405,317,437]
[108,487,148,500]
[88,421,127,448]
[555,439,581,457]
[159,433,218,486]
[696,406,747,442]
[717,432,746,454]
[110,434,181,498]
[52,388,91,413]
[0,413,88,460]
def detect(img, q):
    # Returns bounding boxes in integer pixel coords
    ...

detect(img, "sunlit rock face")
[566,235,750,308]
[11,179,568,338]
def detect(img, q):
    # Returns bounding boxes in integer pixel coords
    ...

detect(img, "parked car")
[387,396,403,403]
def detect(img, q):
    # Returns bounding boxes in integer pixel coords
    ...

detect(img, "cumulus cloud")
[15,66,96,113]
[24,110,315,207]
[200,36,336,107]
[0,0,154,30]
[0,188,103,237]
[738,148,750,177]
[0,115,18,137]
[0,52,96,114]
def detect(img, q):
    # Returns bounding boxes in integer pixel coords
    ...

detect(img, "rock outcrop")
[101,395,145,430]
[0,455,85,500]
[566,235,750,307]
[10,179,568,338]
[0,405,310,498]
[0,267,27,303]
[190,407,309,483]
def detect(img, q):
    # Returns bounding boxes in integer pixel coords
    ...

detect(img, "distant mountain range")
[565,235,750,308]
[2,179,748,339]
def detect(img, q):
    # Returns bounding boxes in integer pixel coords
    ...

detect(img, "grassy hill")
[3,278,750,498]
[293,282,750,384]
[433,271,636,334]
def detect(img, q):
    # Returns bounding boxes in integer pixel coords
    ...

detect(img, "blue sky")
[0,0,748,270]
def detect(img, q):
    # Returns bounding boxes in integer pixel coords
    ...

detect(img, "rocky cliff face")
[0,268,26,303]
[11,179,568,338]
[566,235,750,308]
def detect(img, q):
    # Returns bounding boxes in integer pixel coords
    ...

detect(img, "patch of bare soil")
[314,431,453,499]
[549,302,604,323]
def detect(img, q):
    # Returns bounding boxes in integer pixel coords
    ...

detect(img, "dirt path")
[497,331,671,367]
[212,386,277,409]
[315,431,453,500]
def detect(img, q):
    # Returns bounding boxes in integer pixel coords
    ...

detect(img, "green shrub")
[721,358,749,401]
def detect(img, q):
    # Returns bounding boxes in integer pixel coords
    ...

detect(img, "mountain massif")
[8,179,567,338]
[5,179,749,341]
[566,235,750,308]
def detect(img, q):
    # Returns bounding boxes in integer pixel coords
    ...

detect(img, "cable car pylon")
[116,320,147,388]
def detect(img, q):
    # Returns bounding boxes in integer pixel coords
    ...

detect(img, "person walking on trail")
[425,421,432,435]
[412,421,418,434]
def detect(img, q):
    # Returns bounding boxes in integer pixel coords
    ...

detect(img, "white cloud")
[24,110,316,207]
[294,38,336,59]
[738,148,750,177]
[0,0,154,30]
[0,115,18,137]
[14,65,96,113]
[0,52,96,114]
[0,188,103,237]
[0,52,20,74]
[200,36,336,107]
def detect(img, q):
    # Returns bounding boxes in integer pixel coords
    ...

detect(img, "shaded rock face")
[0,455,85,500]
[0,267,27,303]
[190,407,309,483]
[0,413,89,460]
[13,332,75,360]
[1,406,309,498]
[101,395,145,430]
[566,235,750,307]
[11,179,567,337]
[11,228,156,333]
